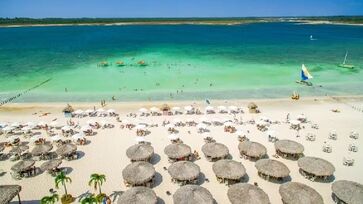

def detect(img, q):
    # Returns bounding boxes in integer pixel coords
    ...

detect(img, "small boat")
[310,35,317,41]
[138,60,147,66]
[98,61,109,67]
[296,64,313,86]
[116,61,125,66]
[338,51,354,69]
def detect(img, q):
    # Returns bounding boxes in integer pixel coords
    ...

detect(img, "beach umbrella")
[228,183,270,204]
[51,135,63,142]
[275,140,304,156]
[164,143,191,159]
[49,121,59,128]
[196,123,207,130]
[173,118,182,124]
[205,106,214,111]
[31,144,53,156]
[61,125,72,131]
[296,114,307,121]
[21,126,32,132]
[218,106,227,111]
[135,137,146,143]
[85,109,94,114]
[107,109,115,113]
[202,142,229,160]
[266,130,276,137]
[0,122,7,128]
[126,144,154,162]
[117,187,157,204]
[184,106,193,111]
[11,160,35,173]
[168,133,180,140]
[150,107,159,112]
[173,185,214,204]
[212,159,246,180]
[200,132,210,139]
[30,135,45,142]
[0,185,22,204]
[255,159,290,179]
[211,118,221,123]
[10,122,20,128]
[236,130,245,136]
[9,145,29,155]
[122,162,155,185]
[199,117,209,123]
[165,123,175,129]
[6,135,19,143]
[290,120,301,126]
[25,122,35,127]
[259,116,270,122]
[74,109,83,115]
[56,143,77,156]
[38,121,47,127]
[81,125,92,131]
[332,180,363,204]
[139,108,148,113]
[96,108,105,113]
[3,126,14,132]
[172,106,181,111]
[72,133,85,140]
[224,121,234,127]
[168,161,200,181]
[297,156,335,177]
[223,118,233,123]
[40,159,62,171]
[136,124,146,130]
[279,182,323,204]
[228,106,238,112]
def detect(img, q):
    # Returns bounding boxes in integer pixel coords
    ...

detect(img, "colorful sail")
[301,64,313,81]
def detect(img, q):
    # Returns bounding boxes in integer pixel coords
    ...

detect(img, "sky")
[0,0,363,18]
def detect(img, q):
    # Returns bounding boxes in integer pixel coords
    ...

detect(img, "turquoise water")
[0,23,362,102]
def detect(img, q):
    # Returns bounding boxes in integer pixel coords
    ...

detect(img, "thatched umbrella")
[168,161,200,182]
[11,160,35,173]
[275,140,304,158]
[279,182,323,204]
[212,159,246,181]
[164,143,191,160]
[298,156,335,177]
[173,185,214,204]
[9,145,29,155]
[40,159,62,171]
[122,162,155,186]
[31,143,53,156]
[117,187,157,204]
[56,143,77,156]
[332,180,363,204]
[126,144,154,162]
[161,104,171,112]
[228,183,270,204]
[248,102,259,113]
[202,142,229,161]
[255,159,290,179]
[62,104,74,113]
[238,141,266,160]
[0,185,22,204]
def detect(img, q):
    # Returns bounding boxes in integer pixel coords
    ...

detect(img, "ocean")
[0,22,362,102]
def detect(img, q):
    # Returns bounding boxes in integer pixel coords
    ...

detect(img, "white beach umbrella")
[10,122,20,128]
[25,122,35,127]
[51,135,63,141]
[197,123,207,130]
[61,125,72,131]
[74,109,84,115]
[199,117,209,123]
[21,126,32,132]
[228,106,238,111]
[185,118,194,123]
[256,120,268,126]
[168,133,180,140]
[211,118,221,123]
[38,121,47,127]
[49,121,59,128]
[135,137,146,143]
[6,135,19,143]
[236,130,245,136]
[96,108,105,113]
[259,116,270,122]
[205,106,214,111]
[224,121,234,127]
[135,124,146,130]
[223,118,233,123]
[30,135,45,142]
[72,133,85,140]
[165,123,175,129]
[201,132,210,139]
[290,120,301,126]
[85,109,94,114]
[81,125,92,131]
[139,108,148,113]
[173,118,182,124]
[122,119,130,125]
[218,106,227,111]
[3,126,14,132]
[266,130,276,137]
[150,107,159,112]
[0,122,7,128]
[172,107,181,111]
[107,109,116,113]
[184,106,193,111]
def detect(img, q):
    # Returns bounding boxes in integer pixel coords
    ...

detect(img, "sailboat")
[296,64,313,86]
[310,35,317,41]
[338,51,354,69]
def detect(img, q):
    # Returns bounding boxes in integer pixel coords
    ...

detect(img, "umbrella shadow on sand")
[150,153,161,165]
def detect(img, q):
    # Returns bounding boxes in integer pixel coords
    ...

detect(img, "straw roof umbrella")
[279,182,323,204]
[275,140,304,155]
[126,144,154,162]
[9,145,29,155]
[117,187,157,204]
[297,156,335,177]
[332,180,363,204]
[122,162,155,185]
[0,185,22,204]
[173,185,214,204]
[228,183,270,204]
[62,104,74,113]
[168,161,200,181]
[11,160,35,173]
[40,159,62,171]
[238,141,267,160]
[164,143,191,159]
[31,143,53,156]
[202,142,229,160]
[255,159,290,178]
[56,143,77,156]
[212,159,246,180]
[161,104,171,112]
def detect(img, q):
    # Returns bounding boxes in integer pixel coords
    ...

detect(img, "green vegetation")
[80,194,98,204]
[88,173,107,202]
[55,172,74,204]
[40,193,59,204]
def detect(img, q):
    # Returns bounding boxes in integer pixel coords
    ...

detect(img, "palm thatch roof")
[161,104,171,111]
[248,102,258,109]
[11,160,35,172]
[117,187,157,204]
[62,104,74,113]
[274,140,304,154]
[0,185,21,204]
[238,141,267,159]
[10,145,29,154]
[122,162,155,185]
[201,142,229,159]
[228,183,270,204]
[279,182,323,204]
[212,159,246,180]
[298,157,335,177]
[164,143,191,159]
[332,180,363,204]
[173,185,214,204]
[31,143,53,156]
[40,159,62,171]
[168,161,200,181]
[56,143,77,156]
[255,159,290,178]
[126,144,154,161]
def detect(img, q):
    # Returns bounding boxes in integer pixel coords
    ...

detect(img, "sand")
[0,96,362,203]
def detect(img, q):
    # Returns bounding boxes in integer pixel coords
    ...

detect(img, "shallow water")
[0,23,362,102]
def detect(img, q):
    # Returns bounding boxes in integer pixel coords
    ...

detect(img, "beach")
[1,96,362,203]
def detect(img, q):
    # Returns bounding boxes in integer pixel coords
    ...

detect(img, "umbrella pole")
[18,193,21,204]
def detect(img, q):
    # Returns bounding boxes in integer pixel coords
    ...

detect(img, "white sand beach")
[1,96,362,203]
